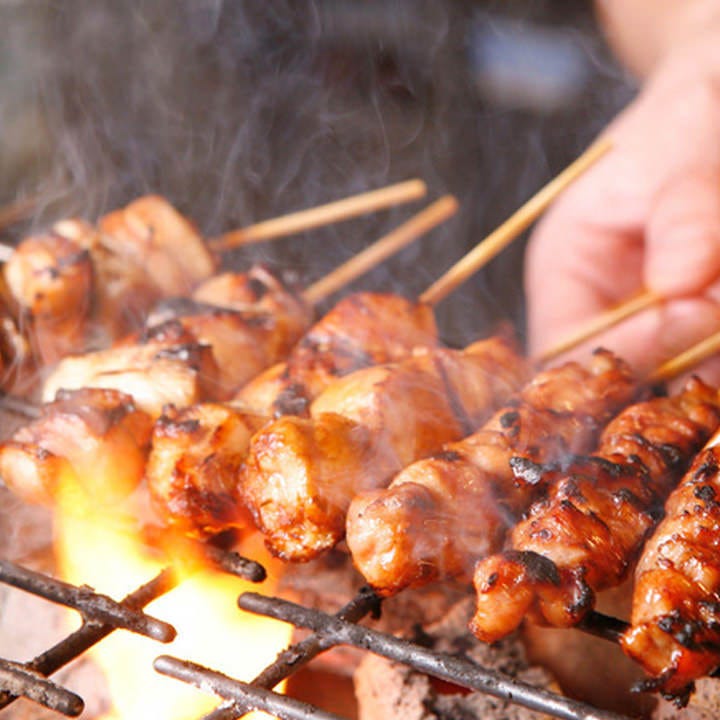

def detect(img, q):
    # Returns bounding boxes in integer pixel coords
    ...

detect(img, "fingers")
[645,165,720,296]
[540,296,720,381]
[525,206,643,357]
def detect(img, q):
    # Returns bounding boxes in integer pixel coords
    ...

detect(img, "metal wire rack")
[0,548,639,720]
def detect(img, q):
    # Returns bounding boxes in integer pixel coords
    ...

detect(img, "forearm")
[595,0,720,77]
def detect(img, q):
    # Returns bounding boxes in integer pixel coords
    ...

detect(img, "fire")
[54,486,293,720]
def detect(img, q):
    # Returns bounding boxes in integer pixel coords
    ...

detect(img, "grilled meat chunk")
[0,387,153,506]
[241,338,528,561]
[42,320,221,417]
[471,377,720,643]
[234,292,438,416]
[146,402,265,536]
[621,431,720,697]
[346,349,637,596]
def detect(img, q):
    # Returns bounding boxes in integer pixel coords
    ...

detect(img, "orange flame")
[54,488,292,720]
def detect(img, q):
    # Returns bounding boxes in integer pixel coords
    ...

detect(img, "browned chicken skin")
[0,387,153,506]
[470,377,720,646]
[146,402,266,536]
[621,432,720,698]
[241,338,528,561]
[346,349,638,596]
[234,292,438,416]
[42,320,222,417]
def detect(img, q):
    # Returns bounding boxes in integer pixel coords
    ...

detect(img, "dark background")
[0,1,636,347]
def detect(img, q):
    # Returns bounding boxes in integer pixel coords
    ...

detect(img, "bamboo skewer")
[419,138,612,307]
[649,328,720,384]
[538,290,662,363]
[209,179,427,251]
[303,195,458,305]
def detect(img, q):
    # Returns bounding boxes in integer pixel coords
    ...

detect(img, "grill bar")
[154,655,346,720]
[202,586,381,720]
[0,559,176,642]
[239,592,633,720]
[0,661,84,717]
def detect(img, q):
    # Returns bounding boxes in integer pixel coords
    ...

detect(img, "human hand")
[526,33,720,381]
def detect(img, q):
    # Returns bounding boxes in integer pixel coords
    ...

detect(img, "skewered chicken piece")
[470,377,720,645]
[346,349,638,596]
[0,387,153,507]
[235,291,439,416]
[241,337,528,561]
[3,230,94,365]
[620,429,720,698]
[146,266,312,397]
[145,402,267,536]
[42,321,222,417]
[4,196,217,363]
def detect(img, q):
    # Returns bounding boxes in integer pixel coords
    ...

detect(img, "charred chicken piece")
[0,387,153,506]
[146,402,266,536]
[470,377,720,644]
[3,231,93,365]
[346,349,638,596]
[620,432,720,697]
[147,268,313,398]
[241,338,528,561]
[42,320,221,417]
[235,291,438,415]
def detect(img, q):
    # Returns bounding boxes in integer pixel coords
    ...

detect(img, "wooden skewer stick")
[0,195,37,232]
[303,195,458,306]
[209,179,428,251]
[538,290,662,363]
[419,138,612,308]
[649,329,720,384]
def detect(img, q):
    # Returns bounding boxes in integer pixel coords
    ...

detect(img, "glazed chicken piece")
[621,430,720,698]
[42,321,221,417]
[98,194,216,300]
[235,291,438,415]
[470,377,720,644]
[346,349,638,596]
[3,231,93,365]
[146,402,266,536]
[0,387,153,506]
[241,337,528,561]
[146,267,313,397]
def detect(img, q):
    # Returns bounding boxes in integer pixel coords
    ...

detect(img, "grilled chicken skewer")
[470,377,720,644]
[0,387,153,507]
[346,349,638,596]
[620,428,720,698]
[236,337,528,559]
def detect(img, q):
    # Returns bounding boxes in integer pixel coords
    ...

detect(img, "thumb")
[644,165,720,297]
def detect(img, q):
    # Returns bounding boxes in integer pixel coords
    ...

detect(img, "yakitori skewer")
[209,178,427,251]
[649,326,720,382]
[419,138,611,307]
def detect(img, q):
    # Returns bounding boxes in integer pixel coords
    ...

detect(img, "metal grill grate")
[0,552,637,720]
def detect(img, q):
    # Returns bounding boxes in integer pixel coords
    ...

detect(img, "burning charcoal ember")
[471,377,720,643]
[354,597,556,720]
[234,291,439,416]
[146,402,264,535]
[347,349,638,596]
[242,337,527,562]
[0,387,153,507]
